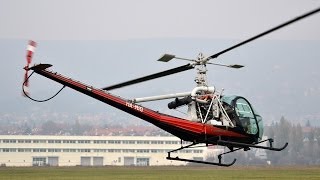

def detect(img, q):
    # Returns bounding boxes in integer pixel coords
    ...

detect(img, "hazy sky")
[0,0,320,40]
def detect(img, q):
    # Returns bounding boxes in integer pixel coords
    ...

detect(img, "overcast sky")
[0,0,320,40]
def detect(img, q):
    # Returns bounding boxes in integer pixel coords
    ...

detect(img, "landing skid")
[167,155,236,167]
[166,138,288,167]
[217,138,288,151]
[166,143,236,167]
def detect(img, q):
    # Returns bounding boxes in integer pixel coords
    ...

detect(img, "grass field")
[0,166,320,180]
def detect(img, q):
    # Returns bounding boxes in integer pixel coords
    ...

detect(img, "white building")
[0,135,220,167]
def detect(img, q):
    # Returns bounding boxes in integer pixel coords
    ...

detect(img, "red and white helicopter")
[22,7,320,166]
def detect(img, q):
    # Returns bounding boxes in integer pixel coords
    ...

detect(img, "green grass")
[0,166,320,180]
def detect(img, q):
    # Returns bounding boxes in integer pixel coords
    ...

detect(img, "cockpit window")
[236,102,254,118]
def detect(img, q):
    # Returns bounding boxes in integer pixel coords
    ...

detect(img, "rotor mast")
[194,52,209,87]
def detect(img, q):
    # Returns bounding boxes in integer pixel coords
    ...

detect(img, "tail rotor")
[23,40,37,96]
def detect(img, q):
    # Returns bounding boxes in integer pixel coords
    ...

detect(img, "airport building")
[0,135,218,167]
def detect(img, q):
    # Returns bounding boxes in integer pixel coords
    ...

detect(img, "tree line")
[265,117,320,165]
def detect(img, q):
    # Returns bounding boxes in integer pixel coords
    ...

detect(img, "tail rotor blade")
[26,40,37,65]
[24,70,29,87]
[22,70,29,97]
[23,40,37,96]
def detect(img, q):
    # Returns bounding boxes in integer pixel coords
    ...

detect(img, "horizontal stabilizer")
[29,64,52,71]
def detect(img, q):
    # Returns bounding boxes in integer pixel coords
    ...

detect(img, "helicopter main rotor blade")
[207,6,320,60]
[102,64,194,91]
[207,62,244,69]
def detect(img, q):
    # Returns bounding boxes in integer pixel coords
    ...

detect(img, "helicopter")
[22,7,320,166]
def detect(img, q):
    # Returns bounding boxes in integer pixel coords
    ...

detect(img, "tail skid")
[22,64,65,103]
